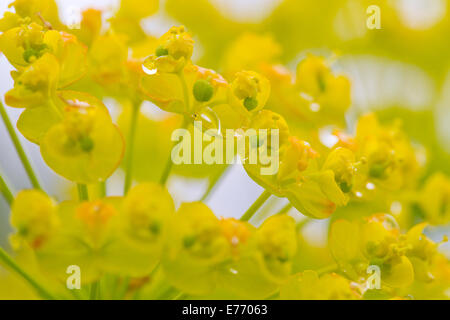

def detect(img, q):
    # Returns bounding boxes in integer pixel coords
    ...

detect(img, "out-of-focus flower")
[281,270,360,300]
[419,173,450,225]
[10,190,59,250]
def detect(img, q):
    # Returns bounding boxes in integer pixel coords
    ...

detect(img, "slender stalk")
[123,101,141,194]
[159,117,190,185]
[99,181,106,198]
[296,217,311,232]
[240,190,271,222]
[77,184,89,201]
[276,203,293,215]
[0,173,14,205]
[0,247,55,300]
[172,292,188,300]
[159,69,192,186]
[200,165,230,201]
[89,281,99,300]
[0,101,42,190]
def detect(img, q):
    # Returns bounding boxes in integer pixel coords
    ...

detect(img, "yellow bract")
[355,113,420,190]
[419,173,450,225]
[281,270,360,300]
[142,26,193,74]
[40,102,124,184]
[10,190,59,250]
[8,0,62,28]
[162,202,231,295]
[5,53,59,108]
[221,33,282,79]
[220,214,296,299]
[329,214,444,291]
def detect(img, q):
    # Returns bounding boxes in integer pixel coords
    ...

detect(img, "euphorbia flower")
[281,270,360,300]
[354,113,421,191]
[419,173,450,225]
[162,202,232,295]
[40,100,124,183]
[9,190,59,250]
[329,214,426,289]
[220,214,297,299]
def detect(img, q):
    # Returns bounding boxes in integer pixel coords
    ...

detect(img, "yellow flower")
[230,70,270,113]
[10,190,59,250]
[281,270,360,300]
[76,200,117,247]
[294,54,351,123]
[122,183,174,244]
[8,0,62,29]
[5,53,59,108]
[221,32,282,79]
[162,202,231,295]
[143,26,193,74]
[329,214,417,289]
[355,113,421,191]
[220,214,297,299]
[71,9,102,46]
[278,137,319,181]
[40,99,124,183]
[115,0,158,20]
[419,173,450,225]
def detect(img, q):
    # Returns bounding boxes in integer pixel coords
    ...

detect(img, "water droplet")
[310,102,320,112]
[142,65,157,75]
[366,182,375,190]
[229,268,238,275]
[390,201,402,215]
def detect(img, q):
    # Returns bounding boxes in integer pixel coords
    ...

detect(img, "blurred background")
[1,0,449,254]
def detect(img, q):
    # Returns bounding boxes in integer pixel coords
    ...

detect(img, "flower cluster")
[0,0,448,300]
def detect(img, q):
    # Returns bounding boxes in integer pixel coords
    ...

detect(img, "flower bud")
[322,147,356,193]
[79,136,94,152]
[232,71,260,100]
[155,45,168,57]
[163,26,193,60]
[193,79,214,102]
[244,97,258,111]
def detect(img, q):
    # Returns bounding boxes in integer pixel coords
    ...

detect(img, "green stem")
[0,173,14,205]
[200,165,229,201]
[89,281,99,300]
[0,101,42,190]
[172,292,188,300]
[158,70,191,186]
[123,101,141,194]
[296,217,311,232]
[99,181,106,198]
[276,203,293,215]
[77,184,89,201]
[159,117,190,185]
[0,247,56,300]
[240,190,271,222]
